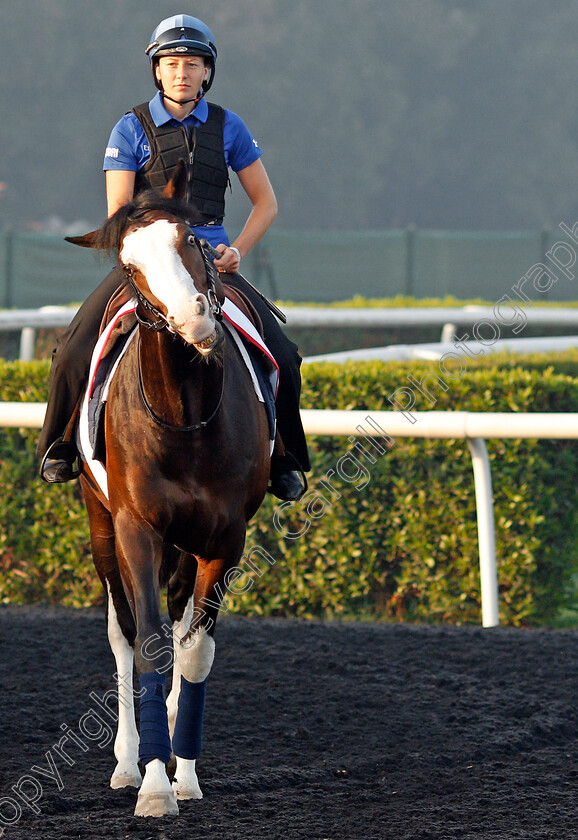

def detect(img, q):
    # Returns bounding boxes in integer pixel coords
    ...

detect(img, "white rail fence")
[303,334,578,364]
[4,305,578,360]
[1,402,576,628]
[0,307,75,361]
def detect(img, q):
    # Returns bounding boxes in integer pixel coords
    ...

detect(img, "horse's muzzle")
[192,320,225,358]
[169,293,218,349]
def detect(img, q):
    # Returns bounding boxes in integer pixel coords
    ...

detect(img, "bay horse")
[67,164,271,817]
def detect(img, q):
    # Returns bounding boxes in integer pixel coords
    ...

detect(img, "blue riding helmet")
[146,14,217,93]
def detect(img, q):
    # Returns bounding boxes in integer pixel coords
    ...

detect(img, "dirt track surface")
[0,606,577,840]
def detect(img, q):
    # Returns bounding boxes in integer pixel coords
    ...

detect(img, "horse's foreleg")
[170,600,215,800]
[81,482,141,790]
[165,554,197,740]
[166,593,193,740]
[114,511,178,818]
[170,558,228,801]
[106,585,141,790]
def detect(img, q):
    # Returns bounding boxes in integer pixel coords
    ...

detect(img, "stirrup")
[40,438,82,483]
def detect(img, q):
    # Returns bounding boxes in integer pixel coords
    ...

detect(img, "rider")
[38,13,309,501]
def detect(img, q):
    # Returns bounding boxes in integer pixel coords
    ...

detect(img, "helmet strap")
[161,90,204,107]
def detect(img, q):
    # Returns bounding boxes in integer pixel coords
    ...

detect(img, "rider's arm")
[106,170,137,217]
[213,159,278,273]
[103,113,145,216]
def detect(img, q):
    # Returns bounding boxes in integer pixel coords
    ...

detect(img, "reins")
[136,342,225,432]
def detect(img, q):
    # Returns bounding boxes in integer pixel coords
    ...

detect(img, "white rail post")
[440,322,457,343]
[467,437,499,627]
[19,328,37,361]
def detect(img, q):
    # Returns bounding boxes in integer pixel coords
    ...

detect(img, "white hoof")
[110,765,142,789]
[172,778,203,800]
[172,757,203,800]
[134,758,178,817]
[134,791,179,817]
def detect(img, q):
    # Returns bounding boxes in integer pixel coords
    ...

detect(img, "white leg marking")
[173,757,203,800]
[166,653,182,741]
[167,599,215,734]
[178,622,216,683]
[168,596,216,801]
[166,598,193,739]
[135,759,178,817]
[106,585,142,789]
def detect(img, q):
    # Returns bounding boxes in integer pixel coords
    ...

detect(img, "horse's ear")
[65,230,102,249]
[163,159,188,202]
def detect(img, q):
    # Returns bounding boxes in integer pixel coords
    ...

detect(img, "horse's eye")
[187,234,196,247]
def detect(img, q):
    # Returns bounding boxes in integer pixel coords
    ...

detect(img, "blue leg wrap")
[138,671,172,766]
[171,676,207,760]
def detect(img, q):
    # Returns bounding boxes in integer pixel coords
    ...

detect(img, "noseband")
[123,230,222,333]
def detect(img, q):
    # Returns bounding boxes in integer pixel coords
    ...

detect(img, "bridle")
[123,230,222,333]
[122,226,225,432]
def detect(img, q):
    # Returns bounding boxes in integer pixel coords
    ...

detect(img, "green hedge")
[1,353,578,625]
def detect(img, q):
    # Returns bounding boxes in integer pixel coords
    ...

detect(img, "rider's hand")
[214,244,241,274]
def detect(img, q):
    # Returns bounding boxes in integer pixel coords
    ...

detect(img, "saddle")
[99,283,136,350]
[221,284,264,338]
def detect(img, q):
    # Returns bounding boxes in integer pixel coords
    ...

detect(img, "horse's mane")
[95,190,206,255]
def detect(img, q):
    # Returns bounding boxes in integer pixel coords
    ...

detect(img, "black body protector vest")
[131,101,229,223]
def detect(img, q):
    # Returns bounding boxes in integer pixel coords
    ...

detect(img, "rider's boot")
[40,438,81,483]
[268,455,306,502]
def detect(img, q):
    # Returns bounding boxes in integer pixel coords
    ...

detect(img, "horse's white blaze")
[135,759,178,817]
[120,220,215,345]
[106,585,142,789]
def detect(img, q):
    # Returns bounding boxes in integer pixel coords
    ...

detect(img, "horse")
[66,164,272,818]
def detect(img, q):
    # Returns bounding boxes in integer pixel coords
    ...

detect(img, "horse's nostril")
[194,299,205,317]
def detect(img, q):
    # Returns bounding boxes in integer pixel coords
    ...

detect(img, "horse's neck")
[138,329,220,428]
